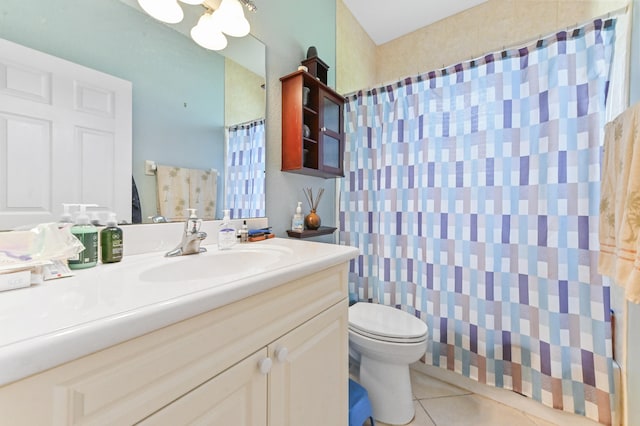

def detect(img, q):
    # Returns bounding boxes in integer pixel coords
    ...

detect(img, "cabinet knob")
[275,347,289,363]
[258,357,272,374]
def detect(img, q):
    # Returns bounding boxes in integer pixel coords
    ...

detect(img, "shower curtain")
[226,119,266,219]
[340,19,616,424]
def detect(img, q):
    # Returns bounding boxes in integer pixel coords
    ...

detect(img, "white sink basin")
[139,246,291,283]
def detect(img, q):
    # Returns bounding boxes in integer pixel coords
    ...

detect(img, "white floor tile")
[523,412,566,426]
[410,369,471,400]
[420,394,542,426]
[374,401,435,426]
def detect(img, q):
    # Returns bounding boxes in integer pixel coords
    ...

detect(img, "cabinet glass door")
[323,97,340,134]
[319,94,343,175]
[322,134,340,170]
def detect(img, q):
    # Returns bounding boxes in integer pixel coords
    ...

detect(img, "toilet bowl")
[348,302,428,426]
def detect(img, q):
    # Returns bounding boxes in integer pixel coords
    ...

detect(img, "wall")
[335,0,377,95]
[224,59,266,127]
[248,1,338,241]
[0,0,226,222]
[374,0,627,85]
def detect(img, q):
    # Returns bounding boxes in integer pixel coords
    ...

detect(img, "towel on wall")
[599,102,640,303]
[189,169,217,220]
[156,165,217,221]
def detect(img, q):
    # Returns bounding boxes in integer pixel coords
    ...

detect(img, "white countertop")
[0,238,358,386]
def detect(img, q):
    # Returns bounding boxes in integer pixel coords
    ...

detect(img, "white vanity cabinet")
[0,263,349,426]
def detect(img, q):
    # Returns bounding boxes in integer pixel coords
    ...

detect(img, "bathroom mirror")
[0,0,266,230]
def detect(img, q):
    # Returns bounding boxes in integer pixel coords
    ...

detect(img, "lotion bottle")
[292,201,304,232]
[218,210,236,250]
[68,204,98,269]
[100,212,123,263]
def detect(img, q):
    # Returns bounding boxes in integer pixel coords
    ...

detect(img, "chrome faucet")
[165,209,207,257]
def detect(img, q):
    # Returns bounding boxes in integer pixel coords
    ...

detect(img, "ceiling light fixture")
[137,0,184,24]
[137,0,256,51]
[216,0,250,37]
[190,10,228,51]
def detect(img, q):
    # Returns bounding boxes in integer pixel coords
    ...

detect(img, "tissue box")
[0,270,31,292]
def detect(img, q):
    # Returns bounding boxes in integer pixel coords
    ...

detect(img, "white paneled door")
[0,37,132,229]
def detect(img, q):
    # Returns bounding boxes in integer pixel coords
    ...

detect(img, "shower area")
[339,18,623,424]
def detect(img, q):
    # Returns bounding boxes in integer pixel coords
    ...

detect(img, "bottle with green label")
[101,212,123,263]
[68,204,98,270]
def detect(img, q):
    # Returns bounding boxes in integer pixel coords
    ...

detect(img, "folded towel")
[598,102,640,303]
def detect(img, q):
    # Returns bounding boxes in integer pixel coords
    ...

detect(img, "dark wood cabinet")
[281,70,345,178]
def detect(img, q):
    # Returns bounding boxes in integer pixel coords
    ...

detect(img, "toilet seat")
[348,303,427,344]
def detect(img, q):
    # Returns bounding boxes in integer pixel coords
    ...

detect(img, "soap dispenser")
[218,210,236,250]
[292,201,304,232]
[58,203,75,229]
[100,212,123,263]
[69,204,98,269]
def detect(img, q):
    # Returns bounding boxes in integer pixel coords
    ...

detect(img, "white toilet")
[348,302,428,425]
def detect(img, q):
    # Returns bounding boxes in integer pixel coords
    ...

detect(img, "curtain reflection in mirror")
[226,119,266,219]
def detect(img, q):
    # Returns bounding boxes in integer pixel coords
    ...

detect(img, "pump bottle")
[68,204,98,269]
[218,210,236,250]
[58,203,74,229]
[292,201,304,232]
[101,212,123,263]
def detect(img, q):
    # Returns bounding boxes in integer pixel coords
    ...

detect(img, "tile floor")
[360,368,595,426]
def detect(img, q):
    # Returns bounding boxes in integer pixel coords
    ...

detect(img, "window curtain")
[340,19,616,424]
[225,119,266,219]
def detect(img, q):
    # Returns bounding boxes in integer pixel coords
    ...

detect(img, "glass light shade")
[138,0,184,24]
[217,0,250,37]
[191,12,228,51]
[178,0,204,4]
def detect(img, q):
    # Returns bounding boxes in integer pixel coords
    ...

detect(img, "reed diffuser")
[303,187,324,230]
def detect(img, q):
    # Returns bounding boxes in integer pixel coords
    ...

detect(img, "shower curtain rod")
[227,117,265,131]
[497,4,629,55]
[344,3,630,99]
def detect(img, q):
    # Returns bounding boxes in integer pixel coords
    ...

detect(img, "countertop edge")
[0,241,359,386]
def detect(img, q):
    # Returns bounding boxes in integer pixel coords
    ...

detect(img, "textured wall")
[225,59,266,127]
[373,0,626,85]
[336,0,377,95]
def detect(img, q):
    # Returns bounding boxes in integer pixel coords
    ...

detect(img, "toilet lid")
[348,303,427,342]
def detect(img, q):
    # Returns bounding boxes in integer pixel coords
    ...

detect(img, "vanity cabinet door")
[138,349,268,426]
[269,301,348,426]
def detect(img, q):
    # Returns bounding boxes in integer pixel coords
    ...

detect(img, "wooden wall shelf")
[286,226,337,239]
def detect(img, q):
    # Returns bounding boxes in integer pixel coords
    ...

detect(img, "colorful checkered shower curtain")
[226,119,266,219]
[340,19,616,424]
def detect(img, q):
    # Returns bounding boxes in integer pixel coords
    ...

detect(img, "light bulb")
[138,0,184,24]
[191,12,228,51]
[217,0,250,37]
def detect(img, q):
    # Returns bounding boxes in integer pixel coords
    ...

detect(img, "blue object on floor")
[349,379,375,426]
[349,292,359,306]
